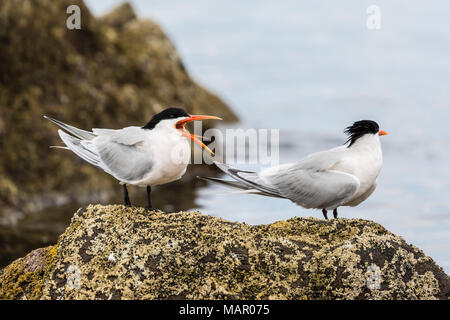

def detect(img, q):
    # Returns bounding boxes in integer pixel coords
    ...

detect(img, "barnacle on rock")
[1,204,448,300]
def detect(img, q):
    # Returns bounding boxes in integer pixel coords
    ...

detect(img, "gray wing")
[92,128,118,136]
[53,121,153,182]
[263,167,360,209]
[260,146,360,208]
[92,127,153,182]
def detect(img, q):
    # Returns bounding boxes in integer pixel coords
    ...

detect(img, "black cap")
[344,120,380,147]
[143,108,189,129]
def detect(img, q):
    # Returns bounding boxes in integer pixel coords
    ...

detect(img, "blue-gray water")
[87,0,450,273]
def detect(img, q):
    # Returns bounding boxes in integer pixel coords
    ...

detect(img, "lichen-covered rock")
[0,246,58,300]
[1,205,448,300]
[0,0,237,213]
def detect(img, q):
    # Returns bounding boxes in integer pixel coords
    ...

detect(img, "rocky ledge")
[0,205,448,300]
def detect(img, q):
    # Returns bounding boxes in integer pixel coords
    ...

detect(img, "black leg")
[145,186,163,212]
[146,186,153,209]
[123,185,131,206]
[322,208,328,220]
[333,208,338,219]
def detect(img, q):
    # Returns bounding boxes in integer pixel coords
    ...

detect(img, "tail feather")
[199,161,284,198]
[44,116,96,140]
[197,176,250,190]
[212,161,282,196]
[57,130,100,167]
[198,176,283,198]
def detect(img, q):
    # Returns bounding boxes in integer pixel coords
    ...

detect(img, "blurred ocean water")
[87,1,450,272]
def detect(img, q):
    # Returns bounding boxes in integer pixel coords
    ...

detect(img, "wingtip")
[197,176,222,183]
[57,129,69,138]
[213,161,231,170]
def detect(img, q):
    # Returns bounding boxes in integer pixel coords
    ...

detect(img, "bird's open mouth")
[175,115,222,155]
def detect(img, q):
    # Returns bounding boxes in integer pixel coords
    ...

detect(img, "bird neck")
[348,134,382,155]
[150,119,179,133]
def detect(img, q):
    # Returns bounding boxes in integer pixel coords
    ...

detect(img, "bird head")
[143,107,221,154]
[344,120,388,147]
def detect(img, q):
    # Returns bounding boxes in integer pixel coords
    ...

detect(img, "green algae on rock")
[0,245,58,300]
[0,0,237,212]
[0,205,448,300]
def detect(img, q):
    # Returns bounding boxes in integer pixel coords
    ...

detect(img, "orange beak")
[175,115,222,155]
[378,130,388,136]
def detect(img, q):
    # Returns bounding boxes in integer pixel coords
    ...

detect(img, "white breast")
[344,134,383,202]
[135,126,191,187]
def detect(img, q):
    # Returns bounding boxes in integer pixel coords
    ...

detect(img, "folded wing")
[46,116,153,183]
[263,166,360,209]
[94,127,153,182]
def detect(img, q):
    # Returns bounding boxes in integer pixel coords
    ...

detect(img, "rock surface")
[0,205,448,300]
[0,0,237,213]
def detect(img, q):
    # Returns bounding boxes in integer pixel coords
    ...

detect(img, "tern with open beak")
[44,108,221,210]
[199,120,387,219]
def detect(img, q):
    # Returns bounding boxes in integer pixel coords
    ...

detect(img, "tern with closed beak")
[44,108,221,210]
[199,120,387,219]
